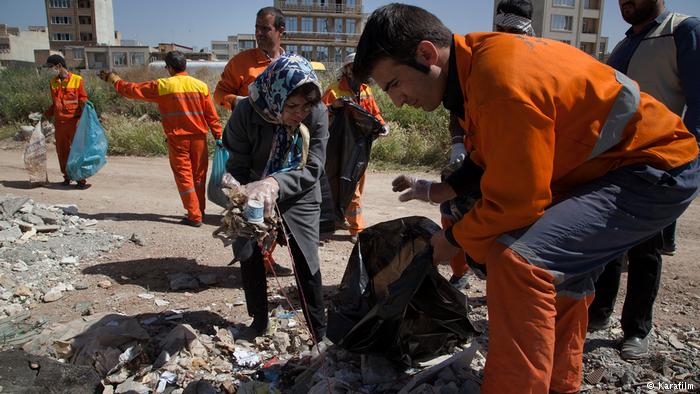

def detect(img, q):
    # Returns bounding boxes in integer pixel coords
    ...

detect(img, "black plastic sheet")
[327,216,477,366]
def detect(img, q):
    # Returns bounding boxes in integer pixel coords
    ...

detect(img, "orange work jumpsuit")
[449,33,697,393]
[214,48,272,110]
[45,73,88,180]
[113,72,223,223]
[322,76,385,236]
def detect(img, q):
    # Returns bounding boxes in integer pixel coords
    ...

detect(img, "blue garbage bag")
[66,101,108,181]
[208,145,230,208]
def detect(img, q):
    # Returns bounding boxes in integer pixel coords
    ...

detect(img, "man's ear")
[415,40,440,67]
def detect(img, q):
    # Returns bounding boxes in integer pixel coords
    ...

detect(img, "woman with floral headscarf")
[222,54,328,341]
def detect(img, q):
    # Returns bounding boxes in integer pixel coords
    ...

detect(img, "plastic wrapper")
[23,120,48,184]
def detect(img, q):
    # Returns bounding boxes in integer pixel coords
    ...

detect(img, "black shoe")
[239,315,269,340]
[266,262,293,277]
[449,274,470,290]
[75,180,91,190]
[61,177,70,186]
[621,336,649,360]
[659,246,676,256]
[587,316,611,332]
[180,218,202,227]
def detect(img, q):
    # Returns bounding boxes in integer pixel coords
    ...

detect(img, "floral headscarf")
[248,54,321,176]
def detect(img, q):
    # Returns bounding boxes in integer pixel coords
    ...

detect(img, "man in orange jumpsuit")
[214,6,293,275]
[321,53,388,243]
[214,7,285,111]
[100,51,222,227]
[43,54,89,188]
[353,4,700,393]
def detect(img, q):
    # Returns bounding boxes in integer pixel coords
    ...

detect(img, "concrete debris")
[0,194,123,318]
[130,232,146,246]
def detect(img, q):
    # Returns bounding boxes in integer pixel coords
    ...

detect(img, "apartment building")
[0,24,49,67]
[211,34,256,61]
[44,0,117,50]
[493,0,608,60]
[274,0,363,66]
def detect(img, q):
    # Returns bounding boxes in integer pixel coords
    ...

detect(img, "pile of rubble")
[0,195,124,319]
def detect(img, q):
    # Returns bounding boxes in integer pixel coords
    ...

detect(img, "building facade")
[275,0,363,66]
[0,25,50,67]
[44,0,117,50]
[493,0,608,60]
[211,34,256,61]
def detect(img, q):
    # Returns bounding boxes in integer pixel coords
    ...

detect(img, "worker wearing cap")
[43,54,89,188]
[321,53,387,243]
[99,51,223,227]
[213,7,285,111]
[353,4,699,392]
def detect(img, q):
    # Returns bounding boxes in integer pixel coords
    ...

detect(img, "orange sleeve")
[364,95,385,125]
[203,94,223,140]
[114,79,161,102]
[451,99,555,262]
[321,87,337,107]
[214,56,245,109]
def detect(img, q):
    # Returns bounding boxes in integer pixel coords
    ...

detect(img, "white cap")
[343,52,356,66]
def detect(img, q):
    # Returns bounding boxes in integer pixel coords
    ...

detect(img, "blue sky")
[2,0,700,50]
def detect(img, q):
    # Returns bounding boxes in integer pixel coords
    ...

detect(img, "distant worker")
[99,51,223,227]
[214,6,292,276]
[321,53,388,243]
[588,0,700,360]
[43,54,89,188]
[495,0,535,36]
[213,7,285,111]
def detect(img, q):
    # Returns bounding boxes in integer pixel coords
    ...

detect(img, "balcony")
[278,1,362,14]
[284,30,360,43]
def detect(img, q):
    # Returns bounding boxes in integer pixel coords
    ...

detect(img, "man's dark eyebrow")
[384,78,396,92]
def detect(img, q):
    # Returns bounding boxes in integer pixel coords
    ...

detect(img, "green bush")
[0,68,52,124]
[101,114,167,156]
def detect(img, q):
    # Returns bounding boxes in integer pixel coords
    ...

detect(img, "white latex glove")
[221,173,241,189]
[392,175,433,203]
[449,142,467,164]
[244,177,280,218]
[378,124,390,137]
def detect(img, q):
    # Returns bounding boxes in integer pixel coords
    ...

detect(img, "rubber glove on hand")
[221,173,240,189]
[431,230,461,266]
[98,70,121,84]
[378,124,390,137]
[449,142,467,164]
[392,175,433,203]
[244,177,280,218]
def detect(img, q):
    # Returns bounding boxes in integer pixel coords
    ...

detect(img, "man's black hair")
[45,54,66,68]
[257,7,285,29]
[496,0,533,19]
[164,51,187,72]
[353,3,451,83]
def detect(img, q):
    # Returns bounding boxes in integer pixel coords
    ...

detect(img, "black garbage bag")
[327,216,477,366]
[324,98,385,222]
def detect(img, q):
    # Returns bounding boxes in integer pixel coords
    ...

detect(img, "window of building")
[72,48,84,59]
[79,32,93,41]
[347,0,356,8]
[316,46,328,61]
[551,15,573,31]
[346,19,356,34]
[303,0,312,4]
[240,40,255,49]
[581,18,598,34]
[79,16,91,24]
[113,52,127,66]
[334,18,343,33]
[560,39,572,45]
[130,52,145,65]
[49,0,70,8]
[580,42,595,55]
[286,17,298,32]
[317,18,328,33]
[0,43,11,52]
[552,0,575,7]
[345,47,353,58]
[286,44,298,54]
[301,17,313,32]
[52,32,72,41]
[51,16,72,24]
[584,0,601,9]
[78,0,90,7]
[301,45,313,59]
[333,47,343,62]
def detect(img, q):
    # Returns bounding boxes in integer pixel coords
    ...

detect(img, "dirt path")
[1,143,698,352]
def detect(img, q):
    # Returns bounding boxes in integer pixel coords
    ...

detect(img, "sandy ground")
[1,142,698,347]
